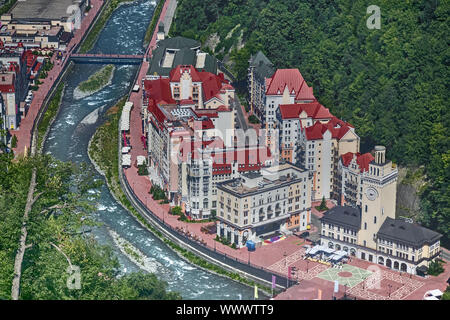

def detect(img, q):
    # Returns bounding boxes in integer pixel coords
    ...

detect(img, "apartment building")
[336,151,374,207]
[247,51,274,121]
[277,102,333,164]
[264,68,315,150]
[178,142,273,220]
[216,163,311,248]
[298,117,360,201]
[0,73,16,130]
[320,146,442,275]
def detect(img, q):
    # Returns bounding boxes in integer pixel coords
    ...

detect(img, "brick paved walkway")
[11,0,104,157]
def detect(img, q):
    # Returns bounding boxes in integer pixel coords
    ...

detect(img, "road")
[232,96,248,131]
[162,0,177,35]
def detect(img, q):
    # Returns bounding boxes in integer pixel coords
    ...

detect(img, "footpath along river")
[43,0,254,299]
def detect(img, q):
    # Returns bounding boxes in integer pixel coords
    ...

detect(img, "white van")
[132,84,140,92]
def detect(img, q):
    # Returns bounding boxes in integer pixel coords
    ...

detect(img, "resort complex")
[0,0,448,304]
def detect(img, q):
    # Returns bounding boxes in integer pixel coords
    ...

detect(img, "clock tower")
[358,146,398,250]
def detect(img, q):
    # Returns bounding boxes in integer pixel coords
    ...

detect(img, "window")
[374,216,377,224]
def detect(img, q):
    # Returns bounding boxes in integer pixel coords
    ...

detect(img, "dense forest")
[170,0,449,246]
[0,147,180,299]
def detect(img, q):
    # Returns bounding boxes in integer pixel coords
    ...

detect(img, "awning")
[122,154,131,166]
[137,155,146,166]
[417,265,428,273]
[120,102,133,131]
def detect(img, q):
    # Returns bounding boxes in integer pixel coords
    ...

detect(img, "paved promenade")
[11,0,104,157]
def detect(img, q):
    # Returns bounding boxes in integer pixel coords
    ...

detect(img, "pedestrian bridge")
[70,53,144,65]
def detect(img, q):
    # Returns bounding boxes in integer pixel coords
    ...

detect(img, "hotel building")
[320,146,442,275]
[216,162,311,248]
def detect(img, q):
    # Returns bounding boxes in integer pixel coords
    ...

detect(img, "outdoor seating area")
[304,245,349,267]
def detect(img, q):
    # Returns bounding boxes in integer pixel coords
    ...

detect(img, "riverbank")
[87,101,273,296]
[143,0,165,47]
[74,64,115,100]
[79,0,136,53]
[36,83,65,152]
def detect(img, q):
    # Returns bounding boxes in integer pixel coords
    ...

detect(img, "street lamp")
[306,259,309,273]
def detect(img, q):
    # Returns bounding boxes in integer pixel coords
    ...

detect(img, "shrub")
[137,164,148,176]
[11,135,17,148]
[316,196,328,212]
[171,206,182,216]
[248,115,260,124]
[428,259,445,276]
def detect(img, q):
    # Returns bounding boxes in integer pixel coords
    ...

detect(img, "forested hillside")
[170,0,449,246]
[0,152,181,300]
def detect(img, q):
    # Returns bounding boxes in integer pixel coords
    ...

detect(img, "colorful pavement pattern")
[316,264,372,288]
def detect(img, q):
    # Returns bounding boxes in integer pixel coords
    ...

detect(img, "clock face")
[366,187,378,201]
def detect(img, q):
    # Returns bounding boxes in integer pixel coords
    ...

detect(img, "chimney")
[374,145,386,164]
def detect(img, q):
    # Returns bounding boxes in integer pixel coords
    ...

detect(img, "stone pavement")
[11,0,104,157]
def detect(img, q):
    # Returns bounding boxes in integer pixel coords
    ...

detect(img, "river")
[43,0,254,300]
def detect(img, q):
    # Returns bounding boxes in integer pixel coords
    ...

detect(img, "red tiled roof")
[143,78,176,105]
[198,71,227,102]
[180,99,195,105]
[295,81,316,101]
[279,102,332,120]
[304,119,353,141]
[193,118,215,130]
[304,122,325,140]
[266,69,305,96]
[341,152,374,173]
[169,65,201,82]
[341,152,356,167]
[148,98,166,125]
[221,83,234,91]
[194,110,219,118]
[168,65,232,104]
[0,84,15,92]
[356,153,374,173]
[216,105,230,111]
